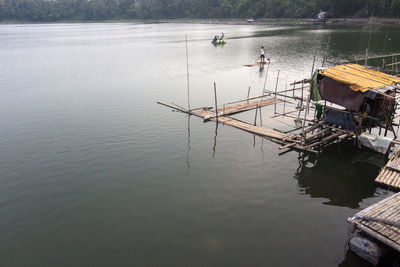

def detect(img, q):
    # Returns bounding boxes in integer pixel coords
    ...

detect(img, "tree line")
[1,0,400,22]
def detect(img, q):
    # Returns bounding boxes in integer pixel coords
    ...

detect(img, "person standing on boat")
[220,32,224,39]
[260,46,266,63]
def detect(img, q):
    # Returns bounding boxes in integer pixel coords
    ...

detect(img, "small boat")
[212,38,226,45]
[244,61,270,67]
[243,58,280,67]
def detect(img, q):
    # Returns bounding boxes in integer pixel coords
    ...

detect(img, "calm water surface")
[0,22,399,266]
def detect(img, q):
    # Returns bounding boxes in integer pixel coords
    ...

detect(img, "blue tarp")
[324,108,356,130]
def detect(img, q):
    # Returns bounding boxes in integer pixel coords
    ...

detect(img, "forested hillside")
[1,0,400,21]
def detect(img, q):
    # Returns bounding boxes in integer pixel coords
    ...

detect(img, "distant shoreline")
[2,17,400,27]
[173,17,400,27]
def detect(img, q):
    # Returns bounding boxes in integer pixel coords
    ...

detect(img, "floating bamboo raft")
[375,147,400,189]
[158,93,357,153]
[348,192,400,252]
[295,121,353,151]
[158,97,318,152]
[196,97,281,120]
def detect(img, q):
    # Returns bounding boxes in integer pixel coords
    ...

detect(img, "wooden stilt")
[274,70,280,116]
[322,35,331,67]
[254,104,258,126]
[185,34,191,110]
[283,83,287,117]
[214,82,218,123]
[311,48,317,76]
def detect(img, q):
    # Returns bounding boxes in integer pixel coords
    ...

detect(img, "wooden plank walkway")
[158,97,352,153]
[195,109,289,140]
[192,108,319,152]
[375,146,400,189]
[348,192,400,252]
[196,98,281,120]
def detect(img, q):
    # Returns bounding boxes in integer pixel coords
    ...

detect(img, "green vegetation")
[1,0,400,22]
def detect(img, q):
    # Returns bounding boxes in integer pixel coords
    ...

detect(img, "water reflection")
[293,141,386,208]
[212,121,218,159]
[186,115,191,172]
[259,63,264,74]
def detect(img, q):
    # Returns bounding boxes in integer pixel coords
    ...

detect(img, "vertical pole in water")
[214,82,218,123]
[366,17,372,67]
[292,83,295,97]
[185,34,191,111]
[322,35,331,67]
[302,82,308,137]
[311,49,317,77]
[283,83,287,117]
[247,86,251,103]
[262,63,270,94]
[254,104,258,126]
[259,106,263,126]
[259,62,270,120]
[298,80,304,118]
[274,70,280,116]
[392,56,395,72]
[382,58,386,72]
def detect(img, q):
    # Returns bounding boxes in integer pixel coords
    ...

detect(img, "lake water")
[0,22,399,266]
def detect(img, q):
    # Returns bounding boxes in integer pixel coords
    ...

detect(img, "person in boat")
[220,33,225,39]
[213,36,217,43]
[260,46,265,63]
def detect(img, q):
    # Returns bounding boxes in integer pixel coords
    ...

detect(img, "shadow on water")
[293,140,386,208]
[212,121,218,159]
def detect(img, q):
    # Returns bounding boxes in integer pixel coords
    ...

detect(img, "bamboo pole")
[258,63,271,118]
[185,34,191,110]
[311,48,317,76]
[382,58,386,72]
[247,86,251,103]
[353,53,400,63]
[274,70,280,115]
[262,63,270,94]
[322,35,331,67]
[254,104,258,126]
[259,106,263,126]
[365,18,372,67]
[283,83,287,117]
[214,82,218,123]
[302,82,307,138]
[292,83,295,97]
[392,55,395,71]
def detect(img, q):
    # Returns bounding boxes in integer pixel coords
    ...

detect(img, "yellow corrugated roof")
[319,64,400,92]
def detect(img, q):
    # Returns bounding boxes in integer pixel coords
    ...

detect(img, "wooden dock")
[196,98,281,120]
[158,97,319,152]
[348,192,400,252]
[375,146,400,189]
[158,94,358,153]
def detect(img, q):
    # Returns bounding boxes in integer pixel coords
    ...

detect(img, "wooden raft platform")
[158,97,316,151]
[195,109,288,140]
[348,192,400,252]
[375,147,400,189]
[196,98,281,120]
